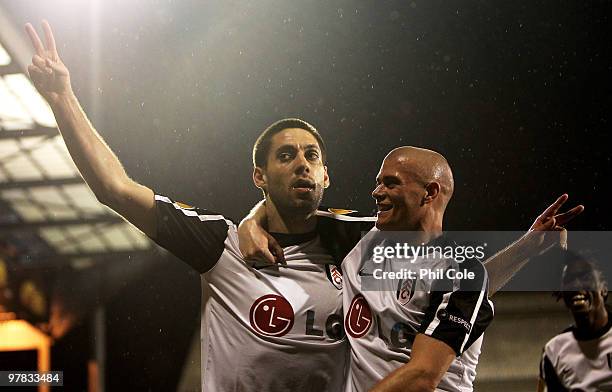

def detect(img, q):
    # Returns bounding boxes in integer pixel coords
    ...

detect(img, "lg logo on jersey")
[345,295,373,338]
[345,294,417,349]
[249,294,345,340]
[250,294,294,336]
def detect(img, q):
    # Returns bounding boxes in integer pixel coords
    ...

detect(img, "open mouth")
[292,179,315,192]
[377,203,393,213]
[568,292,590,309]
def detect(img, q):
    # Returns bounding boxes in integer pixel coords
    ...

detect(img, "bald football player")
[354,146,489,392]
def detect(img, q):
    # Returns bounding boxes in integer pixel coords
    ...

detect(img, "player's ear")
[423,182,440,204]
[323,166,330,189]
[253,166,267,191]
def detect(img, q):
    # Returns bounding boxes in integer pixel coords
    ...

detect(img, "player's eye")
[277,151,294,162]
[306,150,320,161]
[384,179,400,188]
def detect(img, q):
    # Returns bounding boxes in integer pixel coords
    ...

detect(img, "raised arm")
[484,194,584,296]
[25,21,155,237]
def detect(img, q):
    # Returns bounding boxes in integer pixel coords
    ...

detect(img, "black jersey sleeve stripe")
[315,207,376,264]
[419,260,494,356]
[540,353,569,392]
[151,194,233,273]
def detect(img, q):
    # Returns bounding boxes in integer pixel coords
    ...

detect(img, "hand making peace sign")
[527,194,584,251]
[530,194,584,232]
[25,20,72,102]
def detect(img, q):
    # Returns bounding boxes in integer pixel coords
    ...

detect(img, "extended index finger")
[42,20,57,56]
[540,194,568,219]
[25,23,45,56]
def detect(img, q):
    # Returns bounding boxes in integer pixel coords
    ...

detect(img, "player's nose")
[294,152,311,175]
[372,184,385,201]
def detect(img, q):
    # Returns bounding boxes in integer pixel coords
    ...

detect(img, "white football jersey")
[151,195,361,392]
[342,233,494,392]
[540,310,612,392]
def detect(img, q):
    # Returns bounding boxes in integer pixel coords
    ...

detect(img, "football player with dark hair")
[538,253,611,392]
[24,21,368,391]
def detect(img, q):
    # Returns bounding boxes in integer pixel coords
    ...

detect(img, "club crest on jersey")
[325,264,343,290]
[327,208,357,215]
[175,201,195,210]
[345,294,372,338]
[397,279,415,306]
[249,294,295,337]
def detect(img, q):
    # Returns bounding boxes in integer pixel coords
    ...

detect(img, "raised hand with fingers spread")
[485,194,584,295]
[529,193,584,232]
[25,20,71,102]
[22,19,156,238]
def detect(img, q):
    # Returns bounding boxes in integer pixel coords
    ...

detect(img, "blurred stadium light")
[0,2,150,326]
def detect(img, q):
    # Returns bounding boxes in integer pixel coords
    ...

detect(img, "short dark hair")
[252,118,327,168]
[554,251,608,301]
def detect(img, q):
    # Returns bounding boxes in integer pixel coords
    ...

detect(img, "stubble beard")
[271,185,324,220]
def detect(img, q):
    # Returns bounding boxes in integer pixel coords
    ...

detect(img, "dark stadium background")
[3,1,611,390]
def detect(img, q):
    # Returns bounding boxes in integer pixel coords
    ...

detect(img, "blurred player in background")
[538,253,611,392]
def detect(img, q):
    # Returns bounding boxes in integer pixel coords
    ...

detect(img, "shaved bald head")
[385,146,454,204]
[373,146,454,232]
